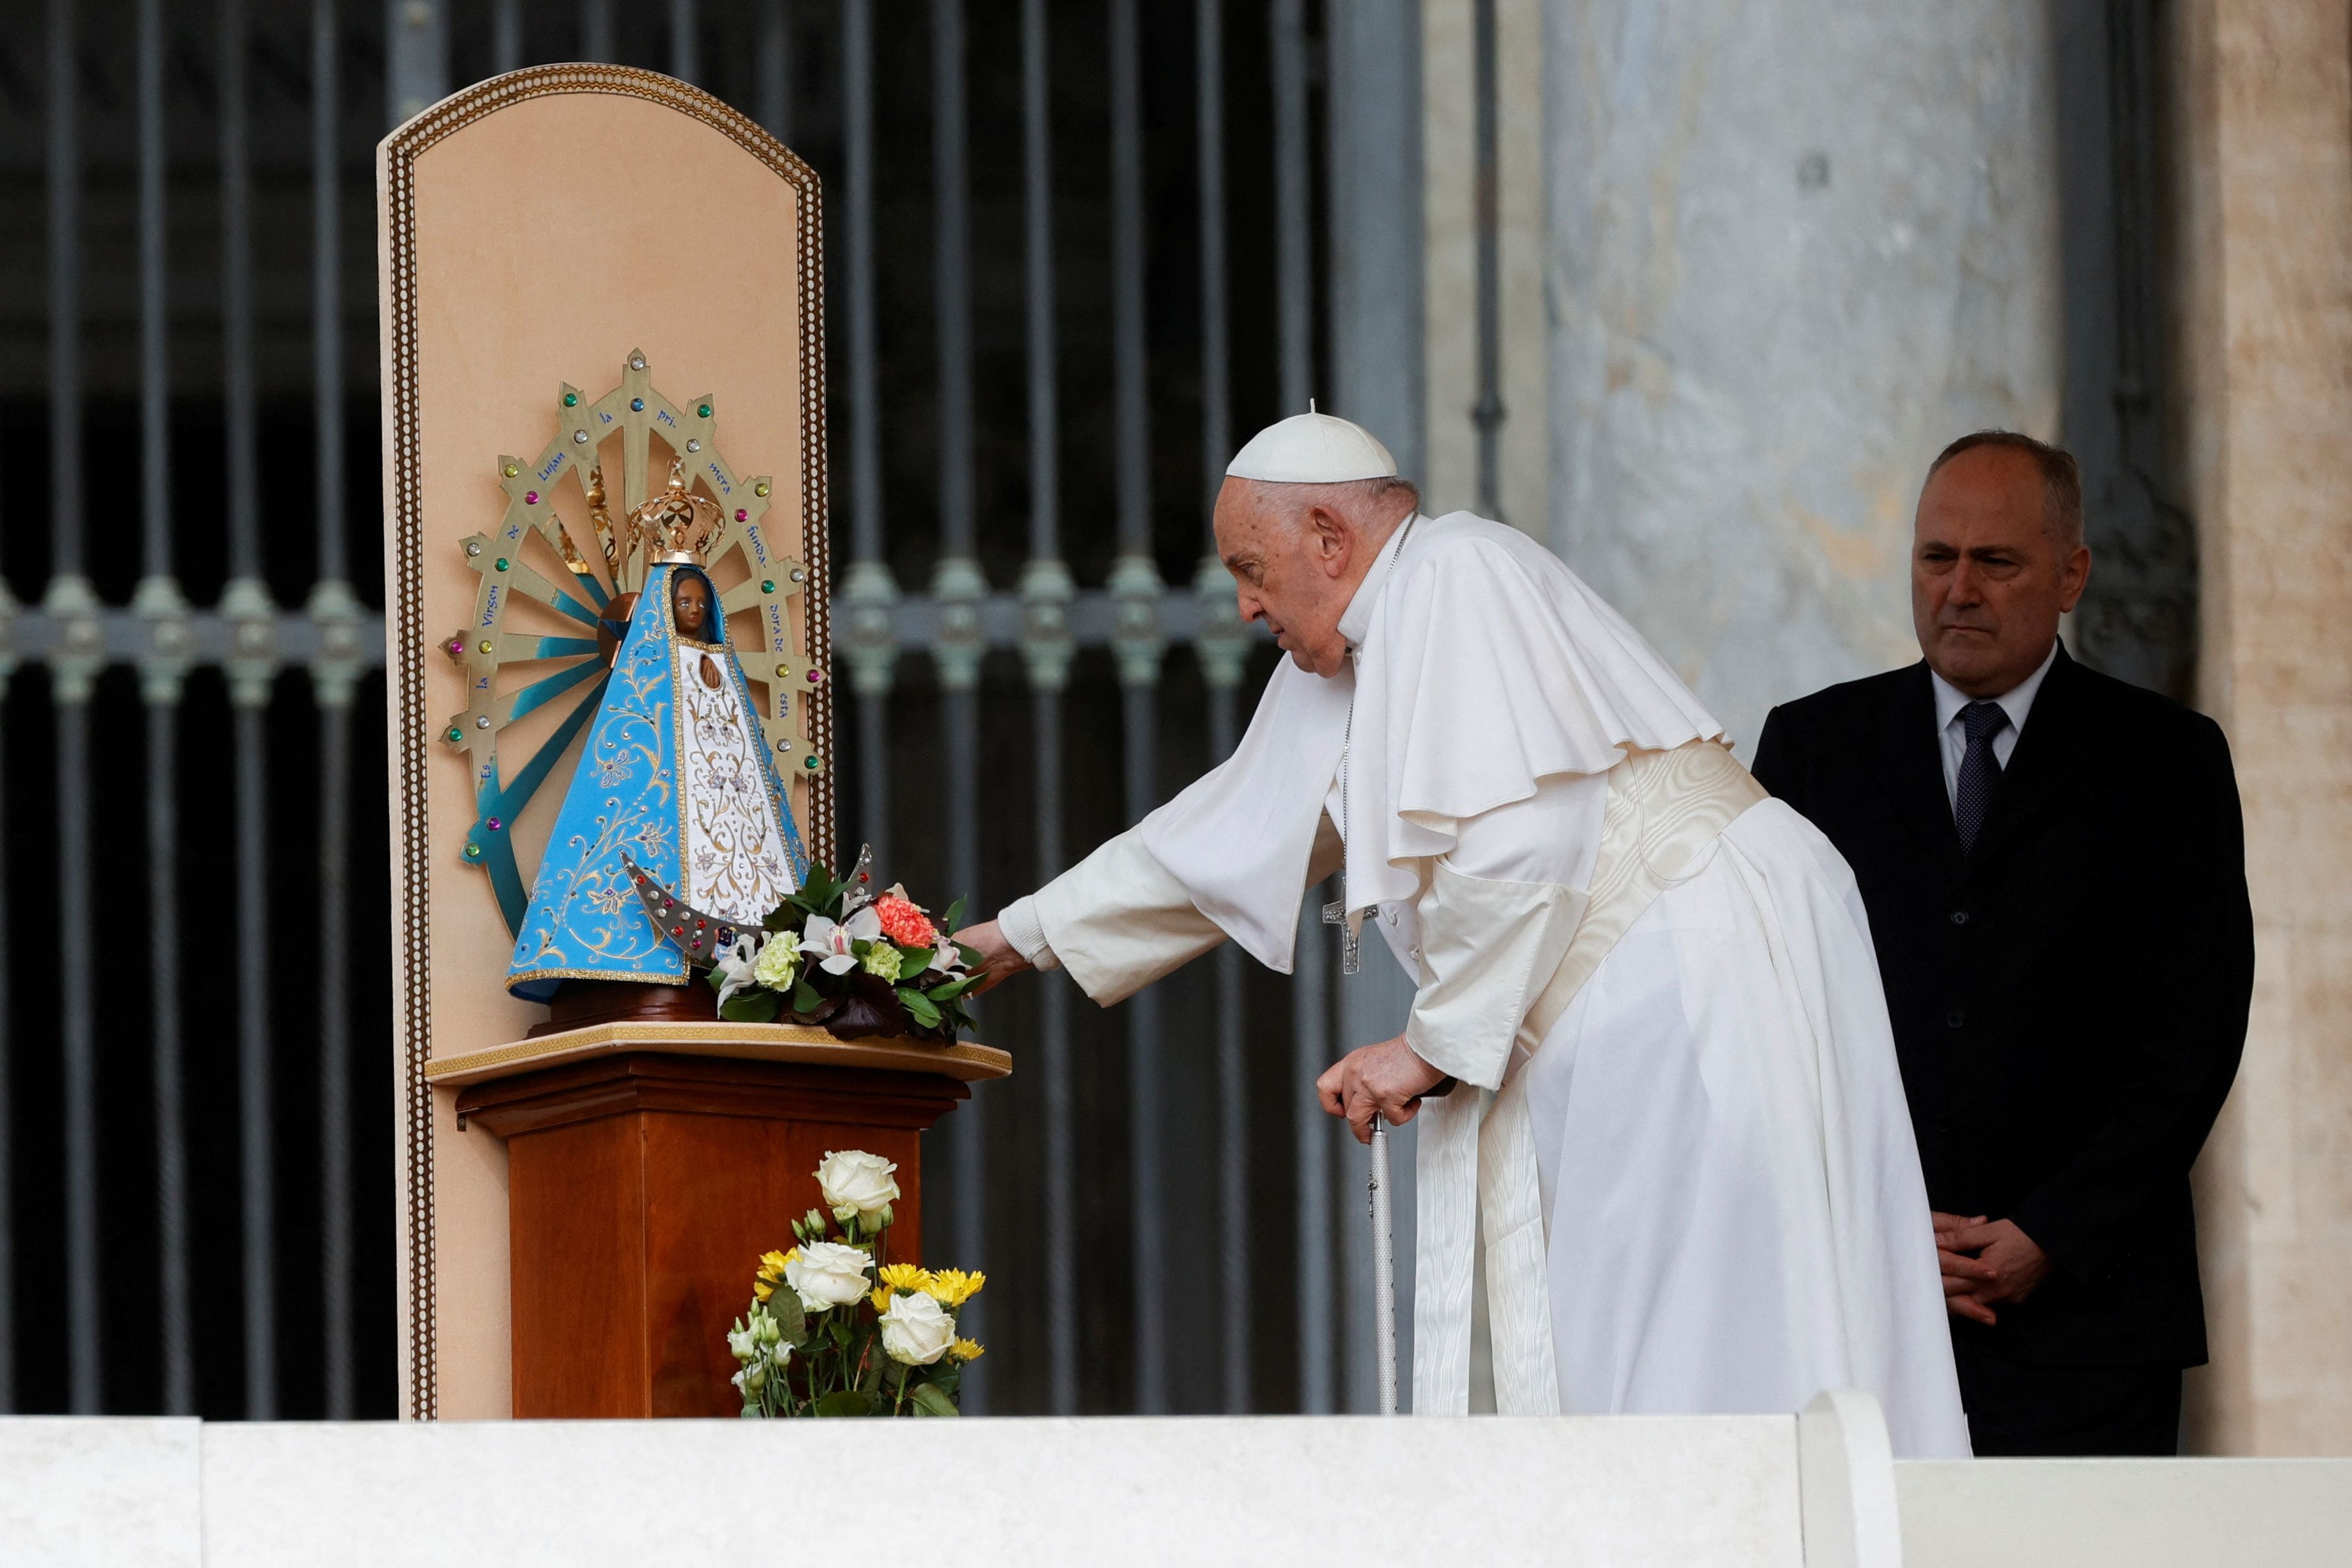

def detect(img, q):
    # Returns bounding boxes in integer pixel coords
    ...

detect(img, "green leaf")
[706,965,728,994]
[928,975,978,1002]
[898,989,943,1028]
[942,897,967,934]
[719,989,782,1023]
[769,1289,806,1345]
[955,942,983,968]
[899,943,937,975]
[814,1388,876,1418]
[907,1382,959,1418]
[791,977,823,1015]
[830,1320,853,1349]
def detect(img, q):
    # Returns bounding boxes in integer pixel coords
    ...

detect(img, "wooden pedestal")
[432,1023,1010,1419]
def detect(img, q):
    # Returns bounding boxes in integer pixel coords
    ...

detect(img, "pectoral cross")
[1324,897,1361,975]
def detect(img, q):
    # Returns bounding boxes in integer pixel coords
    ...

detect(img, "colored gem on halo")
[524,491,538,504]
[671,925,684,937]
[761,580,775,593]
[494,558,508,572]
[465,843,481,858]
[630,397,645,412]
[755,483,770,497]
[446,726,462,742]
[563,391,579,406]
[697,403,712,418]
[803,755,821,769]
[735,509,748,522]
[805,668,823,684]
[503,463,519,477]
[487,817,502,831]
[478,640,494,654]
[774,662,789,677]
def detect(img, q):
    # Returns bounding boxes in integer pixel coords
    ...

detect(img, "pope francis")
[956,412,1969,1455]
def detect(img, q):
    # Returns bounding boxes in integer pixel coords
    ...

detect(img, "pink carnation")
[873,895,938,948]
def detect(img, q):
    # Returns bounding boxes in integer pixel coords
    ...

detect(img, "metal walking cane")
[1369,1122,1399,1416]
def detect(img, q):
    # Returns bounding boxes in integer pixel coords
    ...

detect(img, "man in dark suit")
[1752,431,2252,1456]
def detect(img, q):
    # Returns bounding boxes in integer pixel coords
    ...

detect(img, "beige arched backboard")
[377,65,834,1420]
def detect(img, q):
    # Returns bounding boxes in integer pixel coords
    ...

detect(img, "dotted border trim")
[380,62,837,1421]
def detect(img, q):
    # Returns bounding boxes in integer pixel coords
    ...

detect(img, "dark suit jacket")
[1753,644,2252,1368]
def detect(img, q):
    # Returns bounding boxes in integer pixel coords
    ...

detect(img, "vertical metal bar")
[1020,0,1058,570]
[0,701,12,1412]
[314,0,355,1423]
[1471,0,1504,518]
[317,700,353,1418]
[314,0,348,597]
[837,0,899,863]
[1015,0,1075,1418]
[386,0,448,126]
[1271,0,1312,414]
[1195,0,1252,1416]
[1034,691,1075,1414]
[47,0,102,1418]
[222,0,277,1420]
[843,0,882,572]
[581,0,615,63]
[933,0,974,564]
[757,0,791,142]
[1293,883,1333,1412]
[1196,0,1229,518]
[136,0,194,1418]
[669,0,698,83]
[493,0,524,74]
[1121,687,1164,1413]
[147,707,192,1414]
[1107,0,1168,1416]
[927,0,989,1409]
[57,707,98,1413]
[48,0,81,588]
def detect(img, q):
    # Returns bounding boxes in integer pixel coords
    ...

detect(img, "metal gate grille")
[0,0,1403,1420]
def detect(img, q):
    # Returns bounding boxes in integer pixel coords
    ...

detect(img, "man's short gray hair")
[1926,430,2084,550]
[1266,474,1421,525]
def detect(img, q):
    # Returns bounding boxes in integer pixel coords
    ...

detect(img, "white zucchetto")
[1225,406,1398,484]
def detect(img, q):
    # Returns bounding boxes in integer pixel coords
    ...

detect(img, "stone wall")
[2174,0,2352,1457]
[1542,0,2063,754]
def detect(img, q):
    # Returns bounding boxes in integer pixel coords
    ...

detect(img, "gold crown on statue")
[638,454,724,564]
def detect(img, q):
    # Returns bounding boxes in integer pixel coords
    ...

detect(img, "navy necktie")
[1954,700,2010,854]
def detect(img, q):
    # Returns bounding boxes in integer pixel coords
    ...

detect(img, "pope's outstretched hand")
[952,920,1030,996]
[1317,1035,1448,1146]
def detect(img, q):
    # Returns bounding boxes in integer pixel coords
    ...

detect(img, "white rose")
[815,1149,901,1226]
[878,1290,956,1366]
[783,1240,872,1311]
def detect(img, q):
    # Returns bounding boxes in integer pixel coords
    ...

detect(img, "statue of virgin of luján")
[507,460,808,1002]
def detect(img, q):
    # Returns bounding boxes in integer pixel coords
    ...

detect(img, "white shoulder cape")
[1138,513,1723,968]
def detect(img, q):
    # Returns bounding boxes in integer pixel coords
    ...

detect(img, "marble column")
[2172,0,2352,1457]
[1543,1,2063,753]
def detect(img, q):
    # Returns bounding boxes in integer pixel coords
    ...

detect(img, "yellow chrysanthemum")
[869,1286,896,1313]
[951,1338,985,1361]
[924,1268,985,1306]
[752,1247,797,1302]
[876,1262,931,1293]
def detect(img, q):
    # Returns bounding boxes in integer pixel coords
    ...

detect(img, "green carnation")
[752,931,800,989]
[860,943,903,982]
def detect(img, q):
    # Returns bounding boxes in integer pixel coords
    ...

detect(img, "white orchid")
[801,905,883,975]
[712,932,762,1007]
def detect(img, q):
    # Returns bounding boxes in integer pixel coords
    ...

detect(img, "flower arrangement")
[727,1149,986,1418]
[701,854,985,1043]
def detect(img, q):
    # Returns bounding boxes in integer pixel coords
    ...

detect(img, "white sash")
[1412,740,1766,1414]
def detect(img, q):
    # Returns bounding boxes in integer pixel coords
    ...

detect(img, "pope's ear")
[1309,505,1350,573]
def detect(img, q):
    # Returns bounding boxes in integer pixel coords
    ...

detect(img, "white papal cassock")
[996,512,1970,1457]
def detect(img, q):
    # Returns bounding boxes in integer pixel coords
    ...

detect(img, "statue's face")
[672,573,711,639]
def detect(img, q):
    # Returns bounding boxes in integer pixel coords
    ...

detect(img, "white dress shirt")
[1929,639,2058,812]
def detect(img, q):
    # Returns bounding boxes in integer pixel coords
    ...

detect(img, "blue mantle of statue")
[507,561,808,1002]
